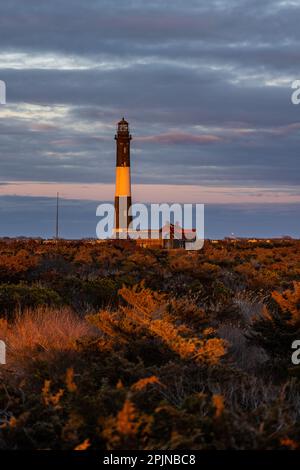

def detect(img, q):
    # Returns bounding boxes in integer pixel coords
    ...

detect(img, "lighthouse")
[114,118,132,238]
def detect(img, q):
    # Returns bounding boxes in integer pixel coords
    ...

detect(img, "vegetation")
[0,238,300,449]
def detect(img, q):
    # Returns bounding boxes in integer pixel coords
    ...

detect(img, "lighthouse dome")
[117,117,129,132]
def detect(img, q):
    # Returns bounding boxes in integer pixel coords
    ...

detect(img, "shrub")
[0,283,62,318]
[0,239,300,450]
[49,277,119,312]
[247,282,300,373]
[88,284,227,366]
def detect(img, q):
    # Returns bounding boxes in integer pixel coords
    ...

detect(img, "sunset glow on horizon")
[0,181,300,205]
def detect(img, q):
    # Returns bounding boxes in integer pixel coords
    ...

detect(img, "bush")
[0,240,300,449]
[49,277,119,312]
[247,282,300,375]
[0,283,62,318]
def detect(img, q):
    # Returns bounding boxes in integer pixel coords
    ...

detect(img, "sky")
[0,0,299,238]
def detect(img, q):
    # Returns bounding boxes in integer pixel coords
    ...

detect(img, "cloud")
[0,0,299,217]
[135,132,223,145]
[0,180,300,205]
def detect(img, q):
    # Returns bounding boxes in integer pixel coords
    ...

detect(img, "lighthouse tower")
[114,118,132,238]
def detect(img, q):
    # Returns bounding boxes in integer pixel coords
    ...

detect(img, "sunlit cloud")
[0,181,300,205]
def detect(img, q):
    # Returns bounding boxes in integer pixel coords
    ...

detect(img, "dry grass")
[233,291,264,323]
[0,307,95,367]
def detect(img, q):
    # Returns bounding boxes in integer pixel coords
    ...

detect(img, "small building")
[135,223,197,250]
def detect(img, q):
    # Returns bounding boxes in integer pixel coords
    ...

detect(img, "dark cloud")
[0,1,299,59]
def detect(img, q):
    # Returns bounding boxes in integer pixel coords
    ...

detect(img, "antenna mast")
[55,192,59,240]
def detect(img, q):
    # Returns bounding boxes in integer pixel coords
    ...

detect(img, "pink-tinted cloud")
[0,181,299,204]
[135,132,222,145]
[30,123,57,131]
